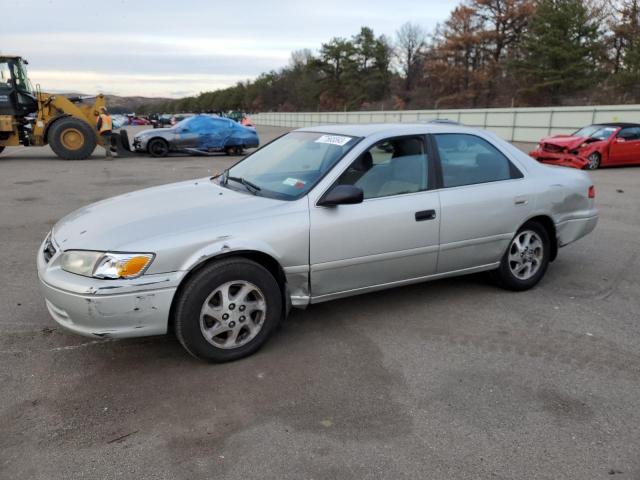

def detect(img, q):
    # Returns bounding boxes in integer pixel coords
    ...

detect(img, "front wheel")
[174,258,283,362]
[48,117,97,160]
[492,221,550,291]
[148,138,169,157]
[585,152,600,170]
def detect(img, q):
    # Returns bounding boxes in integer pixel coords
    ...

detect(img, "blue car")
[132,114,259,157]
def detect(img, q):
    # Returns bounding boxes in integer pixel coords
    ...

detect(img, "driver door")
[609,127,640,165]
[309,136,440,299]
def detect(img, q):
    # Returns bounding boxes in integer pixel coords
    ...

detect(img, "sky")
[1,0,457,98]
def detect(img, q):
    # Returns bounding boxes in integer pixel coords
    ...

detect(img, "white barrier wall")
[252,105,640,143]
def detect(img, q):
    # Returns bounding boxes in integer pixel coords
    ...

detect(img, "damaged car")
[133,114,259,157]
[529,122,640,170]
[38,123,597,362]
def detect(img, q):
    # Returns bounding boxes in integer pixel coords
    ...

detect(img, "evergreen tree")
[513,0,604,103]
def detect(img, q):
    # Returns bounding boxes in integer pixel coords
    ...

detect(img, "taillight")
[588,185,595,199]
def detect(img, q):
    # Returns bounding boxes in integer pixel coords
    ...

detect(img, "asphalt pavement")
[1,125,639,479]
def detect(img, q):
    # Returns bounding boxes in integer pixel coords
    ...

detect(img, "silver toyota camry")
[37,123,598,361]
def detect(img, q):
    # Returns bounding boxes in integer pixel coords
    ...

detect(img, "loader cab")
[0,56,37,117]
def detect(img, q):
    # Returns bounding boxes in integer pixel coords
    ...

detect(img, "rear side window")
[434,134,523,188]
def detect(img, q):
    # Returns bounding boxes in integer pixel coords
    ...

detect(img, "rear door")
[609,127,640,165]
[432,133,531,273]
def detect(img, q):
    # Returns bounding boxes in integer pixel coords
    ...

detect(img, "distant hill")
[58,93,172,114]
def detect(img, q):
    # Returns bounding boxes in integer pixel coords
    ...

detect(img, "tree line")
[141,0,640,114]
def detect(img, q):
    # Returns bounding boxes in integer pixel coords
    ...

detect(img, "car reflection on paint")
[132,114,260,157]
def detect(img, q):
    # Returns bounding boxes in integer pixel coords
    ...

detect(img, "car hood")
[541,135,588,150]
[52,178,288,252]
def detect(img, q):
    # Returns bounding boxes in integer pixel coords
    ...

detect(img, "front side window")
[335,136,429,199]
[617,127,640,141]
[434,134,522,188]
[224,131,359,199]
[0,62,11,91]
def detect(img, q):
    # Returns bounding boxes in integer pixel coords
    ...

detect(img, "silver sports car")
[37,123,598,361]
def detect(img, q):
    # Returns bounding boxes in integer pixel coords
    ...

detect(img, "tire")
[118,129,131,151]
[586,152,600,170]
[0,146,4,156]
[491,221,550,291]
[48,117,97,160]
[174,257,283,362]
[148,138,169,157]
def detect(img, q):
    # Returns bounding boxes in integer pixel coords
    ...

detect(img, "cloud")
[31,70,246,97]
[0,0,457,97]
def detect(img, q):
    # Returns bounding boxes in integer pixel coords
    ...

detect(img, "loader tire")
[49,117,97,160]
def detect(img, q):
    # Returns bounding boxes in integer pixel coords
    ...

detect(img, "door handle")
[415,209,436,221]
[514,196,529,205]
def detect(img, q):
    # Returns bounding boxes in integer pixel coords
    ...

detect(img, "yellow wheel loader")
[0,55,109,159]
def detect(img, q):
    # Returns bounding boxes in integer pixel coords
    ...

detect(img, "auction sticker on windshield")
[315,135,352,146]
[283,177,306,188]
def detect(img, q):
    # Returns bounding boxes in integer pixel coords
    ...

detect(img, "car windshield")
[224,131,359,199]
[573,125,617,140]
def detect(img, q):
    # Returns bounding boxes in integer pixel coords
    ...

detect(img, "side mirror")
[318,185,364,207]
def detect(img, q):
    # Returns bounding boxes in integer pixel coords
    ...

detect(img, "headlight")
[60,251,154,279]
[60,251,103,277]
[93,253,154,279]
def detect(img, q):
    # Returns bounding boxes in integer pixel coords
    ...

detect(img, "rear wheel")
[174,258,283,362]
[586,152,600,170]
[148,138,169,157]
[48,117,97,160]
[492,221,550,291]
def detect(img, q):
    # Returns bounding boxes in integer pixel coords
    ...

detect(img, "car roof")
[591,122,640,128]
[296,123,476,137]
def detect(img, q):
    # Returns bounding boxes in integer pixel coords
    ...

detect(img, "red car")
[529,123,640,170]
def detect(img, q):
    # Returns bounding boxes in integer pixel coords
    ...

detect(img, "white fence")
[252,105,640,143]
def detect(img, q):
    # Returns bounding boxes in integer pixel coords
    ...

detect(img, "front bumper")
[529,149,589,169]
[132,137,146,152]
[37,235,183,338]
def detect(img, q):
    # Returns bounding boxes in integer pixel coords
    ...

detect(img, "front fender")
[178,235,282,273]
[177,236,310,308]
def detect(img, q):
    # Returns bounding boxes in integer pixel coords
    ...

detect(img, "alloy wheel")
[508,230,544,280]
[587,153,600,170]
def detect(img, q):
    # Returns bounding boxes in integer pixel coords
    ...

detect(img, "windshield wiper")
[227,175,261,194]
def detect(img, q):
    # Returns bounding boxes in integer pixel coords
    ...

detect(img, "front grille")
[43,235,57,263]
[542,143,564,153]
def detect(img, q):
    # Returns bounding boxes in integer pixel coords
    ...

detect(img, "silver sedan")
[37,123,598,361]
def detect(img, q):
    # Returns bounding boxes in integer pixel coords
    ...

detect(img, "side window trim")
[429,132,524,189]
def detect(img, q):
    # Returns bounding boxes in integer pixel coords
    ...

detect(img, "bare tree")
[395,22,427,91]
